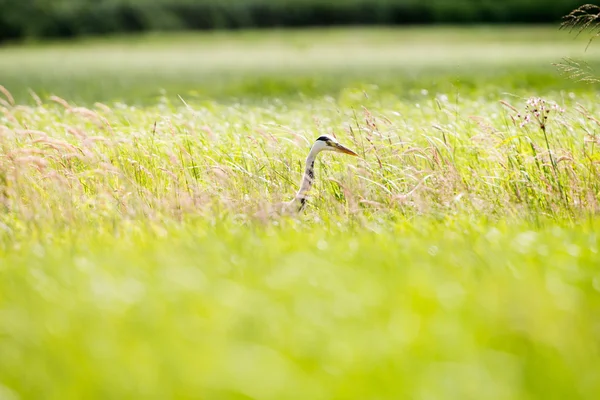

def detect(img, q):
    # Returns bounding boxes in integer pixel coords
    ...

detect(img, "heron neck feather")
[293,147,321,209]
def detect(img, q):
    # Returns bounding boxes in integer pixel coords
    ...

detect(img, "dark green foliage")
[0,0,587,42]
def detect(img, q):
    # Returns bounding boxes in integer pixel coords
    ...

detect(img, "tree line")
[0,0,586,42]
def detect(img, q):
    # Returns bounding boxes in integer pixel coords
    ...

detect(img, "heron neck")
[293,149,319,209]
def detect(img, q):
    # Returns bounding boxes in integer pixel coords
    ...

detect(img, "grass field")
[1,26,600,103]
[2,26,600,399]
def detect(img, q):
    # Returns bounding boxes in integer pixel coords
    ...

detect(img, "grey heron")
[283,134,358,213]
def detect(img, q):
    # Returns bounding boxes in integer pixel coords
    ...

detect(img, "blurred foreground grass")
[2,218,600,399]
[1,26,600,399]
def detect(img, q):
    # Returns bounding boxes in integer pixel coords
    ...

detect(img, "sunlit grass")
[2,217,600,399]
[1,86,600,398]
[1,27,600,399]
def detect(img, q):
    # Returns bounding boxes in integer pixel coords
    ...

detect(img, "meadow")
[1,26,600,399]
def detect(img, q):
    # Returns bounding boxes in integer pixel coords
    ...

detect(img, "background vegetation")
[1,26,597,105]
[0,0,587,42]
[2,23,600,398]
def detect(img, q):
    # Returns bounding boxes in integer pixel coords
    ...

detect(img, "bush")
[0,0,587,42]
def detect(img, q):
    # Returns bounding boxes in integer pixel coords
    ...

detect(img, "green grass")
[1,26,600,104]
[1,26,600,399]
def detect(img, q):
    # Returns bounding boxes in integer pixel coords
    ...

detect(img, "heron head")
[314,135,358,156]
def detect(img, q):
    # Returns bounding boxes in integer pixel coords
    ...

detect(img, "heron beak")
[332,142,358,156]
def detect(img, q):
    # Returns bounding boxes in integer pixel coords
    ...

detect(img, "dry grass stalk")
[0,85,15,106]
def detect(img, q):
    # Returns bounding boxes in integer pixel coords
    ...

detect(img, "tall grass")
[0,86,598,229]
[1,86,600,398]
[2,27,600,399]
